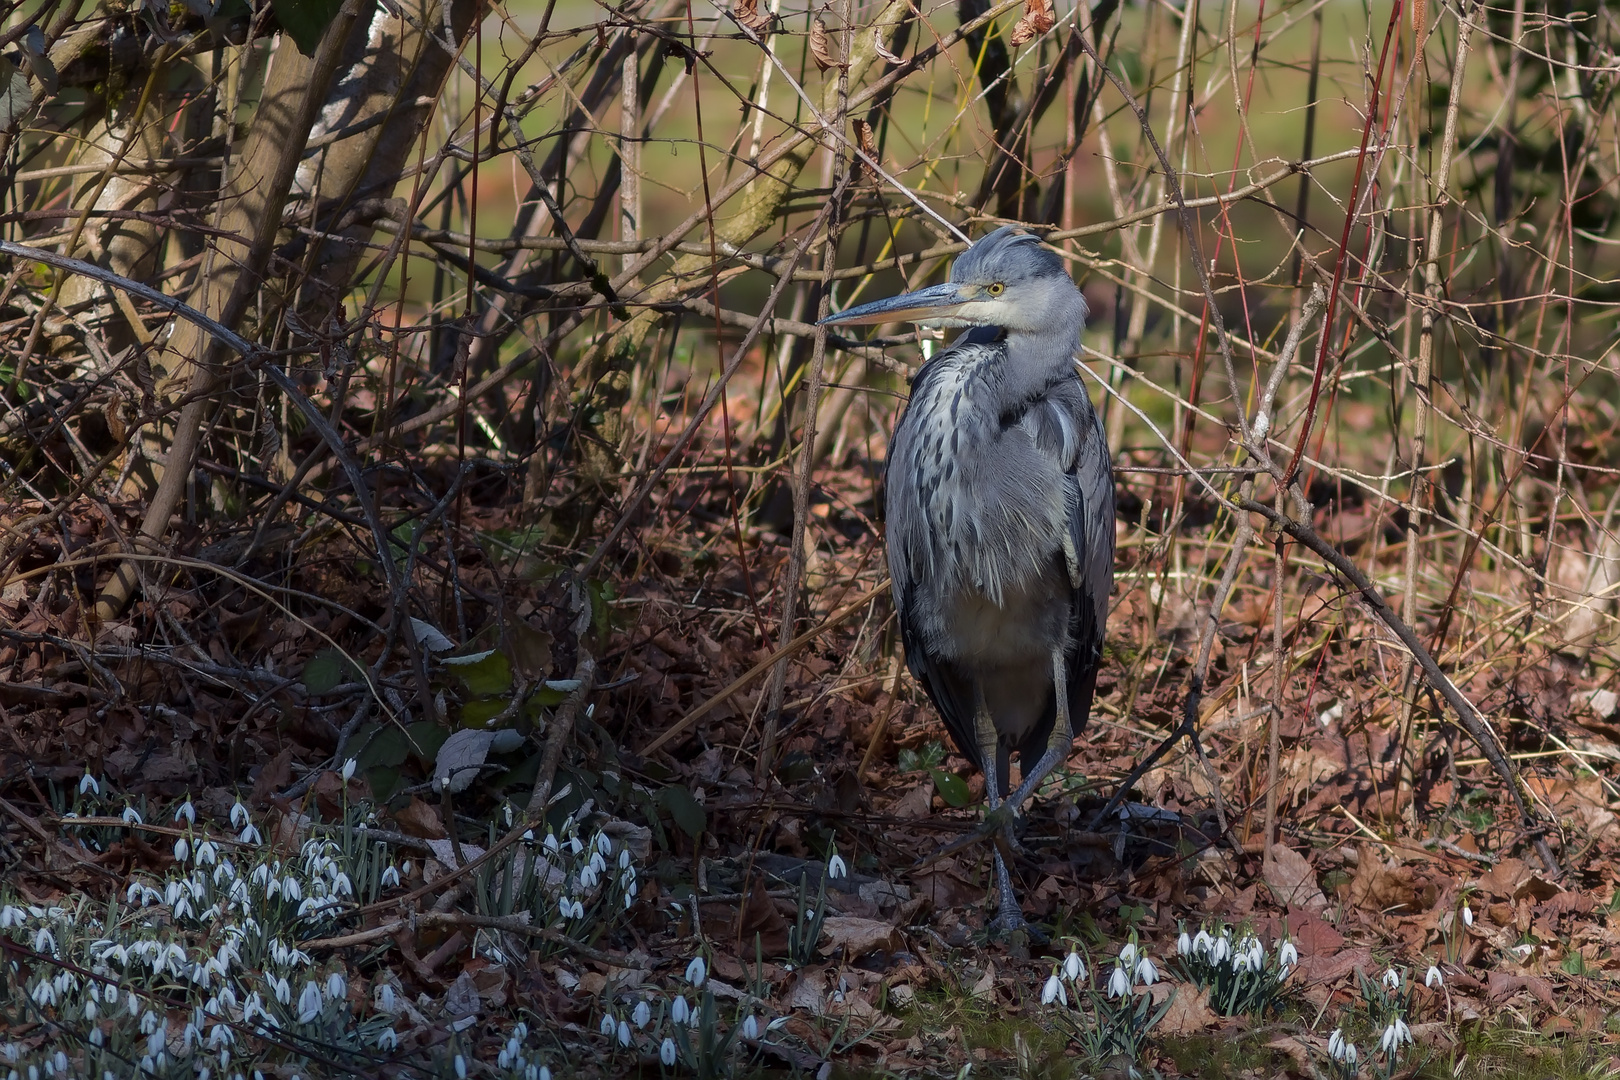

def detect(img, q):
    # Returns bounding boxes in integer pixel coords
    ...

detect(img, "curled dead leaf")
[852,118,876,156]
[1007,0,1054,46]
[809,18,844,71]
[733,0,771,33]
[872,26,902,64]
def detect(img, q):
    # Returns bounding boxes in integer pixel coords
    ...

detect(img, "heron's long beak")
[818,282,975,328]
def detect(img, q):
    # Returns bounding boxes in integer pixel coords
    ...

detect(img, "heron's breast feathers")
[888,350,1093,608]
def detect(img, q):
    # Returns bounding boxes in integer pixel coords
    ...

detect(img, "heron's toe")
[987,907,1047,945]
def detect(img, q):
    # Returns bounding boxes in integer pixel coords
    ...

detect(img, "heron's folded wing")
[895,575,983,772]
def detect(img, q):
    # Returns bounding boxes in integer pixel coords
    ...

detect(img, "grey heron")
[821,227,1114,936]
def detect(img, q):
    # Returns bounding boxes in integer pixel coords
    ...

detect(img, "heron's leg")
[1003,644,1074,813]
[974,686,1036,938]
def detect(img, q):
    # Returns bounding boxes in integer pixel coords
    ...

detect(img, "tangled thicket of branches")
[3,0,1620,1073]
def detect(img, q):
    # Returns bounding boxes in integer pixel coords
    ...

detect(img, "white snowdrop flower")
[326,972,346,1000]
[1176,931,1192,956]
[1106,966,1130,998]
[543,834,560,853]
[381,865,400,889]
[1462,903,1473,927]
[175,801,196,825]
[1134,956,1158,987]
[29,979,56,1007]
[617,1020,632,1047]
[1063,950,1085,982]
[1426,965,1444,988]
[297,981,323,1023]
[282,877,303,902]
[141,1010,161,1035]
[599,1015,616,1037]
[231,802,249,828]
[1210,935,1231,965]
[1327,1029,1349,1062]
[0,906,22,928]
[330,872,353,897]
[1278,941,1299,970]
[79,773,99,796]
[1382,968,1400,991]
[341,759,357,783]
[742,1014,759,1039]
[624,891,635,911]
[377,983,397,1013]
[537,1068,551,1080]
[1118,941,1138,968]
[685,956,707,987]
[122,806,143,825]
[579,865,599,891]
[567,836,583,855]
[195,841,218,866]
[1233,949,1252,974]
[238,823,262,845]
[454,1054,467,1079]
[207,1024,234,1050]
[632,1000,651,1028]
[498,1049,512,1070]
[103,981,119,1002]
[174,895,193,920]
[589,852,608,877]
[671,996,690,1025]
[1379,1018,1412,1053]
[127,990,140,1016]
[376,1028,398,1051]
[1192,929,1213,956]
[660,1038,677,1066]
[597,833,613,856]
[619,849,632,870]
[85,997,98,1021]
[828,849,848,880]
[31,928,54,955]
[1041,973,1066,1006]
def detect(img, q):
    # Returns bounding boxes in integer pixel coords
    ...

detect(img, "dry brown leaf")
[820,916,902,956]
[809,18,844,71]
[1264,843,1328,912]
[1007,0,1054,46]
[1156,985,1218,1035]
[395,795,448,839]
[733,0,771,33]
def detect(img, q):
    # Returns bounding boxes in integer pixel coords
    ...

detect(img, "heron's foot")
[987,905,1047,945]
[976,802,1029,855]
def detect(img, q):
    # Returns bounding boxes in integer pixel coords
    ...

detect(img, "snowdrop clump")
[601,948,768,1077]
[0,776,422,1076]
[1174,924,1297,1017]
[1041,936,1170,1074]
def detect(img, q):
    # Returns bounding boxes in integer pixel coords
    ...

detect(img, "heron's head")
[819,226,1086,338]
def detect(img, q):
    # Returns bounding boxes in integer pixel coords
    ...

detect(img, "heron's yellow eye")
[987,282,1005,296]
